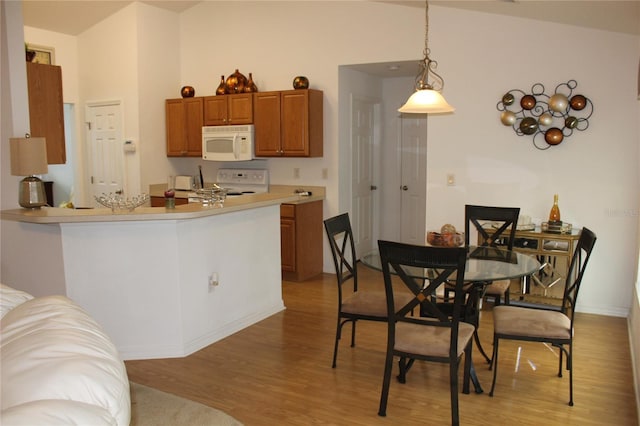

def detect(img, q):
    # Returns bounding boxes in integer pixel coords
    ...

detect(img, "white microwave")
[202,124,255,162]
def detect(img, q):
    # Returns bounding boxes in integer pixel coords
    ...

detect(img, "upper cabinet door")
[166,97,203,157]
[281,89,323,157]
[227,94,253,124]
[203,94,253,126]
[203,96,228,126]
[26,62,66,164]
[254,89,323,158]
[254,91,282,156]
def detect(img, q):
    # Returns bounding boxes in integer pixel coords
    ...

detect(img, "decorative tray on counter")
[541,221,572,234]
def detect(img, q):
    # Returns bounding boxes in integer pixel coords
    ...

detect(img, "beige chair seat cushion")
[493,305,571,340]
[394,321,475,358]
[484,279,510,296]
[342,291,414,317]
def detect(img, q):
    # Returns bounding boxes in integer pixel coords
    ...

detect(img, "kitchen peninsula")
[1,191,323,360]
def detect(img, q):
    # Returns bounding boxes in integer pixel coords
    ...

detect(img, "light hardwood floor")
[125,266,638,425]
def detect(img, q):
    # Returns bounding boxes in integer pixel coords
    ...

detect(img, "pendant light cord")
[417,0,445,92]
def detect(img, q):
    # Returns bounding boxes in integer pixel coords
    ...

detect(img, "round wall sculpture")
[497,80,593,150]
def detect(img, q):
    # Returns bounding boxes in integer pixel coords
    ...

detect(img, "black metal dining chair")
[324,213,413,368]
[377,240,473,426]
[465,204,521,306]
[489,227,596,406]
[463,204,520,363]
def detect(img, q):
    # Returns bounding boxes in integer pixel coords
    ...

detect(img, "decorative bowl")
[95,193,149,212]
[427,231,465,247]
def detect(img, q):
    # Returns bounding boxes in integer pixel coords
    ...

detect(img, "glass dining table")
[362,245,542,283]
[360,245,542,393]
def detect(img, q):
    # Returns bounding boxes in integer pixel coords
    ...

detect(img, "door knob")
[402,185,408,191]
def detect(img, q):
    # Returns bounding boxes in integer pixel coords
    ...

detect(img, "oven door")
[202,128,254,162]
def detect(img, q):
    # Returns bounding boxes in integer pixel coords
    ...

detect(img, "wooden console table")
[481,226,582,306]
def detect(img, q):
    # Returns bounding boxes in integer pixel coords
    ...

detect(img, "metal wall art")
[497,80,593,150]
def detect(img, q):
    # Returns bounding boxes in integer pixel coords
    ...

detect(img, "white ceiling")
[21,0,640,38]
[21,1,200,36]
[20,0,640,79]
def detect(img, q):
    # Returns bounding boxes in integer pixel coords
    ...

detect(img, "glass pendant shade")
[398,89,455,114]
[398,0,454,115]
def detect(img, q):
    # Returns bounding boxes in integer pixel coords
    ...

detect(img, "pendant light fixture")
[398,0,454,114]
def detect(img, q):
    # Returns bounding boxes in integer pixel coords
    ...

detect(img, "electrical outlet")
[322,168,328,179]
[293,168,300,179]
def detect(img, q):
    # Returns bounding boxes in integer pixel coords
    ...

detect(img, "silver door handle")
[402,185,408,191]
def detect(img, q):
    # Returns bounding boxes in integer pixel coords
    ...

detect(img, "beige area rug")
[130,382,243,426]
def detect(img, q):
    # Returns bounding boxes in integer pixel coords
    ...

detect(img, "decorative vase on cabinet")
[216,75,227,95]
[244,73,258,93]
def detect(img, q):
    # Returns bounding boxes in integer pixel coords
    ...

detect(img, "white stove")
[215,168,269,196]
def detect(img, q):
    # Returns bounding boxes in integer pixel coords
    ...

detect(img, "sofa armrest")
[1,295,130,425]
[0,284,33,319]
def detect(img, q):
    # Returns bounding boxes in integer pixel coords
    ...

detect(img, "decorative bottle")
[243,73,258,93]
[548,194,561,225]
[216,75,226,95]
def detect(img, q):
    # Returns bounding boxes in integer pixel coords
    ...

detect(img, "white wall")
[425,6,638,317]
[3,2,639,318]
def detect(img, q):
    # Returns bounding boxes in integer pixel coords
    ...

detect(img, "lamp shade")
[398,89,455,114]
[10,137,48,176]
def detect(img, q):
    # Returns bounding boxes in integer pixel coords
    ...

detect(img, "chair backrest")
[465,205,520,250]
[324,213,358,296]
[562,227,597,319]
[378,240,468,357]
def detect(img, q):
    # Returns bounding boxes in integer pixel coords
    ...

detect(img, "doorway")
[85,101,124,205]
[351,94,381,257]
[399,115,427,245]
[344,68,427,253]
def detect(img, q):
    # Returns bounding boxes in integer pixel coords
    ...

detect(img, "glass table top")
[361,245,542,282]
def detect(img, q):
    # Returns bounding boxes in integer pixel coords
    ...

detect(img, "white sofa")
[0,284,130,425]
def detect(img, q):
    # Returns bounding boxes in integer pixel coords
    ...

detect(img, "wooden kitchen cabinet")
[280,200,323,281]
[166,97,204,157]
[254,89,323,157]
[203,93,253,126]
[26,62,66,164]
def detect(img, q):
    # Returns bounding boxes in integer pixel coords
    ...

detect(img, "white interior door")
[351,95,380,257]
[86,102,124,205]
[399,116,427,244]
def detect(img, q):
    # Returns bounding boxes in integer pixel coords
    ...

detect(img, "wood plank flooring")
[125,266,638,425]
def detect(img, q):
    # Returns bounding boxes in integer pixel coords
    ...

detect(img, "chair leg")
[378,350,394,417]
[504,288,510,305]
[350,319,357,347]
[558,344,564,378]
[568,344,574,406]
[462,345,472,395]
[397,357,415,384]
[450,360,460,426]
[473,330,491,364]
[332,317,341,368]
[489,335,499,397]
